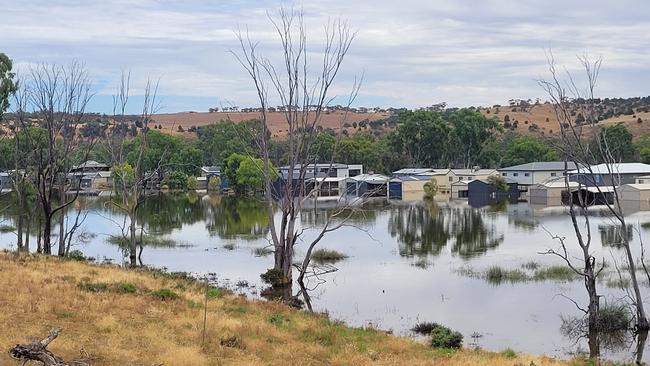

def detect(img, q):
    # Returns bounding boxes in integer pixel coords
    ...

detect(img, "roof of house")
[279,163,348,170]
[470,177,517,185]
[310,176,348,183]
[348,173,389,184]
[570,163,650,175]
[498,161,580,172]
[201,166,221,173]
[450,168,497,176]
[72,160,109,170]
[636,175,650,179]
[396,175,432,182]
[392,168,435,175]
[620,183,650,191]
[534,177,579,189]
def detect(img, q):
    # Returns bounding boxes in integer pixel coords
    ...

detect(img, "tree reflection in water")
[203,195,270,240]
[388,202,503,259]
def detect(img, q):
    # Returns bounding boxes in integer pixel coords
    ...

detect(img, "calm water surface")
[2,193,650,362]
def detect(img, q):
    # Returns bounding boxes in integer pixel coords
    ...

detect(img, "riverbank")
[0,252,584,365]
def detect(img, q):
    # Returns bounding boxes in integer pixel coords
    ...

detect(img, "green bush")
[116,282,137,294]
[430,324,463,349]
[152,288,179,301]
[186,176,198,190]
[66,250,86,261]
[311,248,348,263]
[78,282,109,293]
[261,268,286,287]
[207,287,224,299]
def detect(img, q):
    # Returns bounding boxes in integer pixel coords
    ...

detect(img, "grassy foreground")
[0,253,580,366]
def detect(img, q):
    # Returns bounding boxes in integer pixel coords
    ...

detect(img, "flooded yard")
[2,193,649,362]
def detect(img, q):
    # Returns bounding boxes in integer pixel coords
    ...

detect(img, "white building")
[498,162,580,186]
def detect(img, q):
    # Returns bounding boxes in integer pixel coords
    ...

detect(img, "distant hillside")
[151,110,392,138]
[478,97,650,139]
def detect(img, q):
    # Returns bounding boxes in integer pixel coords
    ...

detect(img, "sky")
[1,0,649,114]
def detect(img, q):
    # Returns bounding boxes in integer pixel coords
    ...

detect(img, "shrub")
[222,243,236,250]
[485,266,527,284]
[207,287,224,299]
[411,322,438,335]
[423,178,438,199]
[269,314,289,325]
[208,176,221,191]
[533,265,578,282]
[261,268,286,287]
[186,176,198,190]
[66,250,86,261]
[78,282,109,293]
[116,282,137,294]
[487,175,508,191]
[152,288,179,301]
[501,348,516,358]
[430,324,463,348]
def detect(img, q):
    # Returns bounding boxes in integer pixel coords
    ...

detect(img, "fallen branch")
[9,329,88,366]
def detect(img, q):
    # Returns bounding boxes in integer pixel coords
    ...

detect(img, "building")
[569,163,650,187]
[346,173,390,198]
[279,163,363,181]
[68,161,112,193]
[635,175,650,184]
[467,178,519,208]
[498,162,580,186]
[410,167,498,195]
[0,172,11,192]
[528,177,579,206]
[451,180,470,199]
[200,166,227,190]
[619,183,650,214]
[393,175,432,201]
[306,176,347,200]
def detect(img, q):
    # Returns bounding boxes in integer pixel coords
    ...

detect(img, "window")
[550,172,557,177]
[513,173,519,177]
[524,173,530,177]
[449,177,453,182]
[458,177,462,181]
[349,169,361,176]
[640,179,645,184]
[502,173,507,177]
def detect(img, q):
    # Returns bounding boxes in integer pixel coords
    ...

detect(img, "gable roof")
[499,162,579,172]
[392,168,435,175]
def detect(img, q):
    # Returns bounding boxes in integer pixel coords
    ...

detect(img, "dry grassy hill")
[479,102,650,140]
[151,110,391,138]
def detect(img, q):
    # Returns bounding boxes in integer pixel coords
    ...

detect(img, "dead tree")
[538,53,606,359]
[232,7,360,286]
[107,75,164,267]
[9,329,88,366]
[21,62,96,256]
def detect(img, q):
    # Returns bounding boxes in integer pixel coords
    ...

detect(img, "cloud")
[1,0,649,113]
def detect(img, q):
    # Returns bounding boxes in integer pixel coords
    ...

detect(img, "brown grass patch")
[0,252,585,365]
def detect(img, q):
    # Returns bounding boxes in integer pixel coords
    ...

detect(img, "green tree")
[423,178,438,199]
[208,176,221,191]
[0,53,17,120]
[186,175,198,190]
[196,119,262,165]
[487,175,508,191]
[446,109,501,168]
[502,136,557,167]
[595,124,634,162]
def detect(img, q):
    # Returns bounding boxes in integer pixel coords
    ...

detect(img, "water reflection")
[203,196,269,240]
[598,224,634,247]
[388,202,503,258]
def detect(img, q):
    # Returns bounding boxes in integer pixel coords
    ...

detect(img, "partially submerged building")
[528,177,579,206]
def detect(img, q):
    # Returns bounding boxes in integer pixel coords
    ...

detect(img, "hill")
[478,97,650,139]
[151,110,392,138]
[0,252,576,366]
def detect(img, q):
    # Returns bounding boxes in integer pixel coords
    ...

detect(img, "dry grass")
[480,104,650,139]
[151,110,391,138]
[0,252,585,366]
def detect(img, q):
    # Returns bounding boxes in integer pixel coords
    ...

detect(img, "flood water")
[2,193,650,362]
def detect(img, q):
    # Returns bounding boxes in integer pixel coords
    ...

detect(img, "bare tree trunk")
[57,190,66,256]
[37,214,42,253]
[24,211,30,252]
[129,211,137,266]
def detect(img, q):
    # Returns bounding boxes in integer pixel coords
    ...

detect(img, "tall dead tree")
[108,76,163,266]
[233,8,359,286]
[22,62,96,255]
[539,54,606,359]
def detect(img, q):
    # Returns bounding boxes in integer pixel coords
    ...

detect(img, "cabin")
[451,180,470,199]
[306,177,347,200]
[395,175,432,201]
[467,178,519,208]
[528,177,579,206]
[569,163,650,187]
[618,183,650,214]
[498,162,579,186]
[276,163,364,198]
[346,174,390,198]
[200,166,227,189]
[68,161,113,192]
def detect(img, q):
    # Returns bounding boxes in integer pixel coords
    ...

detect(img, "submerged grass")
[311,248,348,263]
[460,264,582,285]
[106,235,181,248]
[0,252,600,366]
[485,266,528,285]
[532,266,580,282]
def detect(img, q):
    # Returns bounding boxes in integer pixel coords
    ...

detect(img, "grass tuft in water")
[485,266,528,285]
[532,266,579,282]
[311,248,348,263]
[107,235,180,248]
[253,247,274,256]
[222,243,236,250]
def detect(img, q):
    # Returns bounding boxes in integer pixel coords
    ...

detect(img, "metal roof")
[348,173,389,183]
[570,163,650,175]
[499,161,580,171]
[620,183,650,191]
[392,168,435,175]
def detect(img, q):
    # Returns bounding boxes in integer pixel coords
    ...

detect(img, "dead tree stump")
[9,328,77,366]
